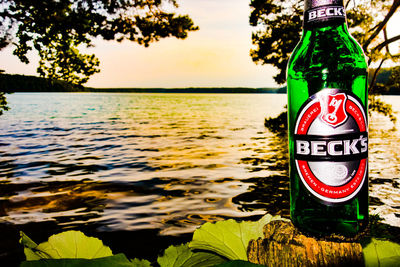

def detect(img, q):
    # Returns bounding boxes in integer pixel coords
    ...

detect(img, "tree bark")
[247,220,364,267]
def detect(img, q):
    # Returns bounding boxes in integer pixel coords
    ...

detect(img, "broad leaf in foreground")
[157,243,226,267]
[20,230,113,260]
[130,258,153,267]
[363,238,400,267]
[216,260,265,267]
[189,214,288,260]
[20,253,148,267]
[20,231,44,261]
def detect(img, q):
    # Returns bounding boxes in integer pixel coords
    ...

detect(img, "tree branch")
[363,0,400,51]
[373,34,400,53]
[369,58,386,93]
[383,26,391,55]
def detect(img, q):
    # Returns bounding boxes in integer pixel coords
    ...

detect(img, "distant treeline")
[0,73,85,93]
[88,87,287,94]
[0,73,285,94]
[0,70,398,94]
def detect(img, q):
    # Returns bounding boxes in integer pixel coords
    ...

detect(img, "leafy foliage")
[35,39,101,86]
[387,66,400,90]
[249,0,400,86]
[20,254,144,267]
[18,215,400,267]
[0,91,9,115]
[189,214,288,261]
[249,0,303,84]
[264,105,287,134]
[157,243,227,267]
[130,258,153,267]
[369,95,397,123]
[0,0,198,85]
[252,0,400,126]
[20,231,151,267]
[215,260,264,267]
[20,230,113,260]
[362,238,400,267]
[20,215,288,266]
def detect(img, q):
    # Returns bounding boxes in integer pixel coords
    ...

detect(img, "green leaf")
[20,232,38,249]
[20,230,113,260]
[20,253,145,267]
[189,214,288,261]
[215,260,265,267]
[20,232,44,261]
[130,258,153,267]
[363,238,400,267]
[157,243,227,267]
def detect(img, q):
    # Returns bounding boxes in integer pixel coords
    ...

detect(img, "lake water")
[0,93,399,263]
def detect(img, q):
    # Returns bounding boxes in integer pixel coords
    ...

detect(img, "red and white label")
[294,89,368,203]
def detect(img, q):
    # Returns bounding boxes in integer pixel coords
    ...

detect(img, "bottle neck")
[303,1,347,30]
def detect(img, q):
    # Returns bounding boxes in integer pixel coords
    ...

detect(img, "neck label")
[304,5,346,27]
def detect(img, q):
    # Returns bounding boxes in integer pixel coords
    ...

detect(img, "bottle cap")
[305,0,344,10]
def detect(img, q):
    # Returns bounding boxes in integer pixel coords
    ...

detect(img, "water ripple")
[0,93,398,253]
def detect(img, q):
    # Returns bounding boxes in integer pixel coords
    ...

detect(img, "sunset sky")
[0,0,399,88]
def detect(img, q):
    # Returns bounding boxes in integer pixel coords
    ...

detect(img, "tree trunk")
[247,220,364,266]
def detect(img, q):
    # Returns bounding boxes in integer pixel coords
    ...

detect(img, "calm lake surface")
[0,93,399,262]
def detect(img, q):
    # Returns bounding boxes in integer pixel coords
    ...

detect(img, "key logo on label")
[319,93,348,127]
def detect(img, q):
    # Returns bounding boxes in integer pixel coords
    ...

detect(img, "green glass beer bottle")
[287,0,368,236]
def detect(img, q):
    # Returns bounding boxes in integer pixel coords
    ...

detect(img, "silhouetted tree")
[0,92,8,115]
[250,0,400,89]
[388,66,400,89]
[251,0,400,130]
[0,0,198,85]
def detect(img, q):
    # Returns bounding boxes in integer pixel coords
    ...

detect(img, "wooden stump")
[247,220,364,266]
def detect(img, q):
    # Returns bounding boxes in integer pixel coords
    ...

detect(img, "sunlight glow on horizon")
[83,0,279,88]
[0,0,280,89]
[0,0,399,88]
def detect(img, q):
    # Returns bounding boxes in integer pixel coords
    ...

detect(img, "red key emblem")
[318,92,348,127]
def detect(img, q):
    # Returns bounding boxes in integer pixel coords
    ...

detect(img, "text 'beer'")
[287,0,368,236]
